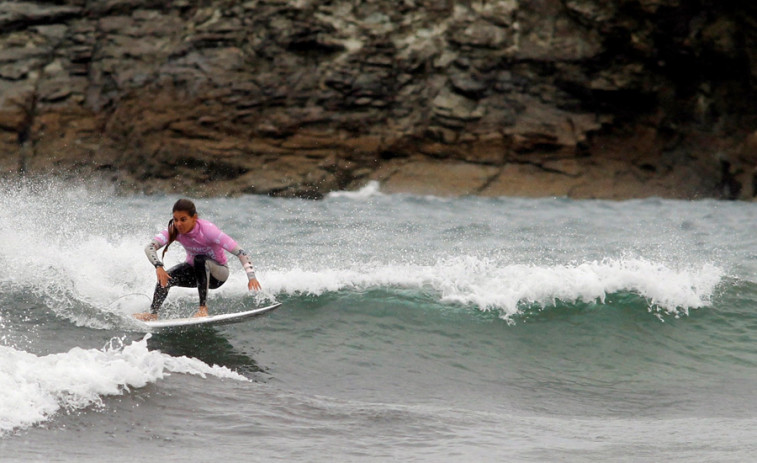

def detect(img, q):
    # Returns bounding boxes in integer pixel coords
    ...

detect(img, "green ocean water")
[2,181,757,461]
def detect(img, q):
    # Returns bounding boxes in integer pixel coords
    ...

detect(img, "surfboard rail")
[134,302,282,332]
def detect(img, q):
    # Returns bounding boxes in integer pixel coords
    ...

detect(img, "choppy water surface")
[2,181,757,461]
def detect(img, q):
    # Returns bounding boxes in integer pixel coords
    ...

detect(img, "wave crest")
[0,336,246,434]
[261,257,724,319]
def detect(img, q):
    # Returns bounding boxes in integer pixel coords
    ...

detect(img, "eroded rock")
[0,0,754,200]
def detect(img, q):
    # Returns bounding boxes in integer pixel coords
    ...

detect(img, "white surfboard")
[134,302,282,332]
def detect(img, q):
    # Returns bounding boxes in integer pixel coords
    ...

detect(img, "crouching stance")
[133,198,261,321]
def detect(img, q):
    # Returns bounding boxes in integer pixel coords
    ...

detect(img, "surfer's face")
[172,210,197,235]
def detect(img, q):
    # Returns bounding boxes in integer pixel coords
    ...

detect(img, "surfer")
[133,198,262,321]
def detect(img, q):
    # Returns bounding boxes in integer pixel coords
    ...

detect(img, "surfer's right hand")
[156,266,171,288]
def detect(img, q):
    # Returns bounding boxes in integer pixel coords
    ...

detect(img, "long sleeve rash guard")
[144,218,256,280]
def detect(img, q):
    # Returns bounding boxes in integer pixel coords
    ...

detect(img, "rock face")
[0,0,755,199]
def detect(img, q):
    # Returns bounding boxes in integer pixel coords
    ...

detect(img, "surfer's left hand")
[248,278,262,291]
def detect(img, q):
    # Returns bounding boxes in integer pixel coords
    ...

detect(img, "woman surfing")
[133,198,261,321]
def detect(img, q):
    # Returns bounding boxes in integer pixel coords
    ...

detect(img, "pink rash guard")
[153,218,238,266]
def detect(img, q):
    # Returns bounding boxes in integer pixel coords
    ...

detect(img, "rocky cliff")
[0,0,755,199]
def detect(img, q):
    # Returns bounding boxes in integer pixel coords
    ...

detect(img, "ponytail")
[162,219,177,259]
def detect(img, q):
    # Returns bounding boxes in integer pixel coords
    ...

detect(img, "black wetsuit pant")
[150,255,227,314]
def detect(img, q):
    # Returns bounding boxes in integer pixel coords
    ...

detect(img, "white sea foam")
[0,336,246,435]
[0,183,179,327]
[257,256,724,319]
[326,180,383,199]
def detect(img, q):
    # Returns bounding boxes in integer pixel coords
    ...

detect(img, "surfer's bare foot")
[133,312,157,321]
[193,306,209,318]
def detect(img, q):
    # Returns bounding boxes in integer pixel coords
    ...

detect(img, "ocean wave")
[258,256,724,319]
[0,183,728,325]
[0,336,246,435]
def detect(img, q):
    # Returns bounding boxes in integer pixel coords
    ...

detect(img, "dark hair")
[162,199,197,259]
